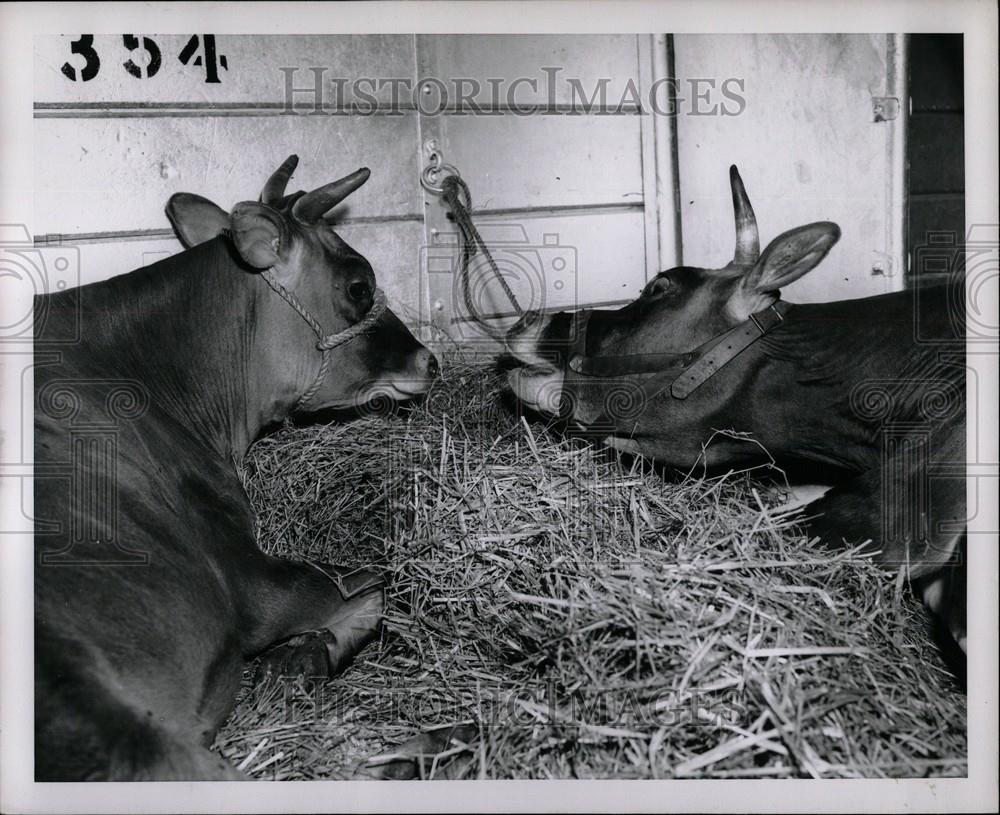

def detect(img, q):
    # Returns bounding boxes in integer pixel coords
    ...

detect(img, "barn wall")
[412,34,652,341]
[671,34,906,303]
[906,34,964,288]
[33,35,426,325]
[34,34,908,345]
[33,34,656,341]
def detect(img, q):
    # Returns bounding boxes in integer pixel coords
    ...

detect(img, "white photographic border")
[1,2,996,812]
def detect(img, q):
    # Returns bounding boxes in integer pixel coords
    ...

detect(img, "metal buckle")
[749,303,784,334]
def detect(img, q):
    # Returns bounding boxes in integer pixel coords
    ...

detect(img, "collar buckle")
[749,303,785,334]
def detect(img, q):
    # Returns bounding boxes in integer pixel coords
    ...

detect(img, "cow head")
[504,165,840,431]
[166,155,438,416]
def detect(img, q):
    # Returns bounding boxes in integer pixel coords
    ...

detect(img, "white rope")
[259,268,388,411]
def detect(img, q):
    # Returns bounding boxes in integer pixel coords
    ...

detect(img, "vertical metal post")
[414,35,454,343]
[886,33,910,290]
[639,34,683,278]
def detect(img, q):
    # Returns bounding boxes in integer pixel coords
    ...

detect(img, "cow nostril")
[413,348,439,380]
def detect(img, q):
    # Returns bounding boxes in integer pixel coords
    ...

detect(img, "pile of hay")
[215,357,966,779]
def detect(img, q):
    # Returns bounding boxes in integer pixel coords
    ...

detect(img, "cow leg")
[804,469,883,556]
[125,737,248,781]
[248,559,384,679]
[36,649,247,781]
[805,455,967,662]
[915,530,967,656]
[806,459,964,573]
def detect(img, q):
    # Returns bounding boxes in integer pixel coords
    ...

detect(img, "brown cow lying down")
[504,165,966,666]
[35,157,441,780]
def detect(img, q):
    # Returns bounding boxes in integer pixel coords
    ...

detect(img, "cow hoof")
[258,576,385,682]
[258,630,338,680]
[320,577,385,674]
[356,724,479,780]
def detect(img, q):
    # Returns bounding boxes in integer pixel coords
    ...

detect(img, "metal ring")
[420,162,461,195]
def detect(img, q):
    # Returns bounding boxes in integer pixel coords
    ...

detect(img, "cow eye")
[645,275,675,298]
[347,280,372,302]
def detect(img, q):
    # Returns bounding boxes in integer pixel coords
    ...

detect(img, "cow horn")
[292,167,371,224]
[261,155,299,205]
[729,165,759,267]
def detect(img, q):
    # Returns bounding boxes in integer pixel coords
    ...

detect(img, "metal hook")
[420,151,461,195]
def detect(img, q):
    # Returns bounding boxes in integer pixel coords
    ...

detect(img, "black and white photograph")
[0,1,996,812]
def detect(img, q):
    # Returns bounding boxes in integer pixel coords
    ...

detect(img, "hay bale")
[215,356,966,779]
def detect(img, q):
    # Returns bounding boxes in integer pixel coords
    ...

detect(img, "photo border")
[1,2,996,812]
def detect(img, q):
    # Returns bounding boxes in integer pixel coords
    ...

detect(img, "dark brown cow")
[34,158,438,779]
[504,165,966,661]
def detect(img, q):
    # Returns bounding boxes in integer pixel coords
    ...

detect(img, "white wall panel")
[673,34,901,303]
[416,35,640,108]
[70,237,183,286]
[440,113,643,211]
[34,115,421,235]
[415,34,653,340]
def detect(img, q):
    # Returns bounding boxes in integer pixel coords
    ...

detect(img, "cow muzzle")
[370,348,439,401]
[504,309,560,368]
[506,367,565,416]
[503,309,567,416]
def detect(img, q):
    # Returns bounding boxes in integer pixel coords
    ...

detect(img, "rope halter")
[259,268,388,412]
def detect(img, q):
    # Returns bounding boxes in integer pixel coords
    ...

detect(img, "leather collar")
[562,300,791,434]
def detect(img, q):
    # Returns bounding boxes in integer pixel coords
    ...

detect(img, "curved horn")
[292,167,371,224]
[729,165,759,266]
[261,154,299,205]
[277,190,307,211]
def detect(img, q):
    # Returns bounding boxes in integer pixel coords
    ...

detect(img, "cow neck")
[94,237,306,462]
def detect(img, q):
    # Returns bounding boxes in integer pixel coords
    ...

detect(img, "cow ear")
[228,202,286,270]
[746,222,841,292]
[166,193,229,248]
